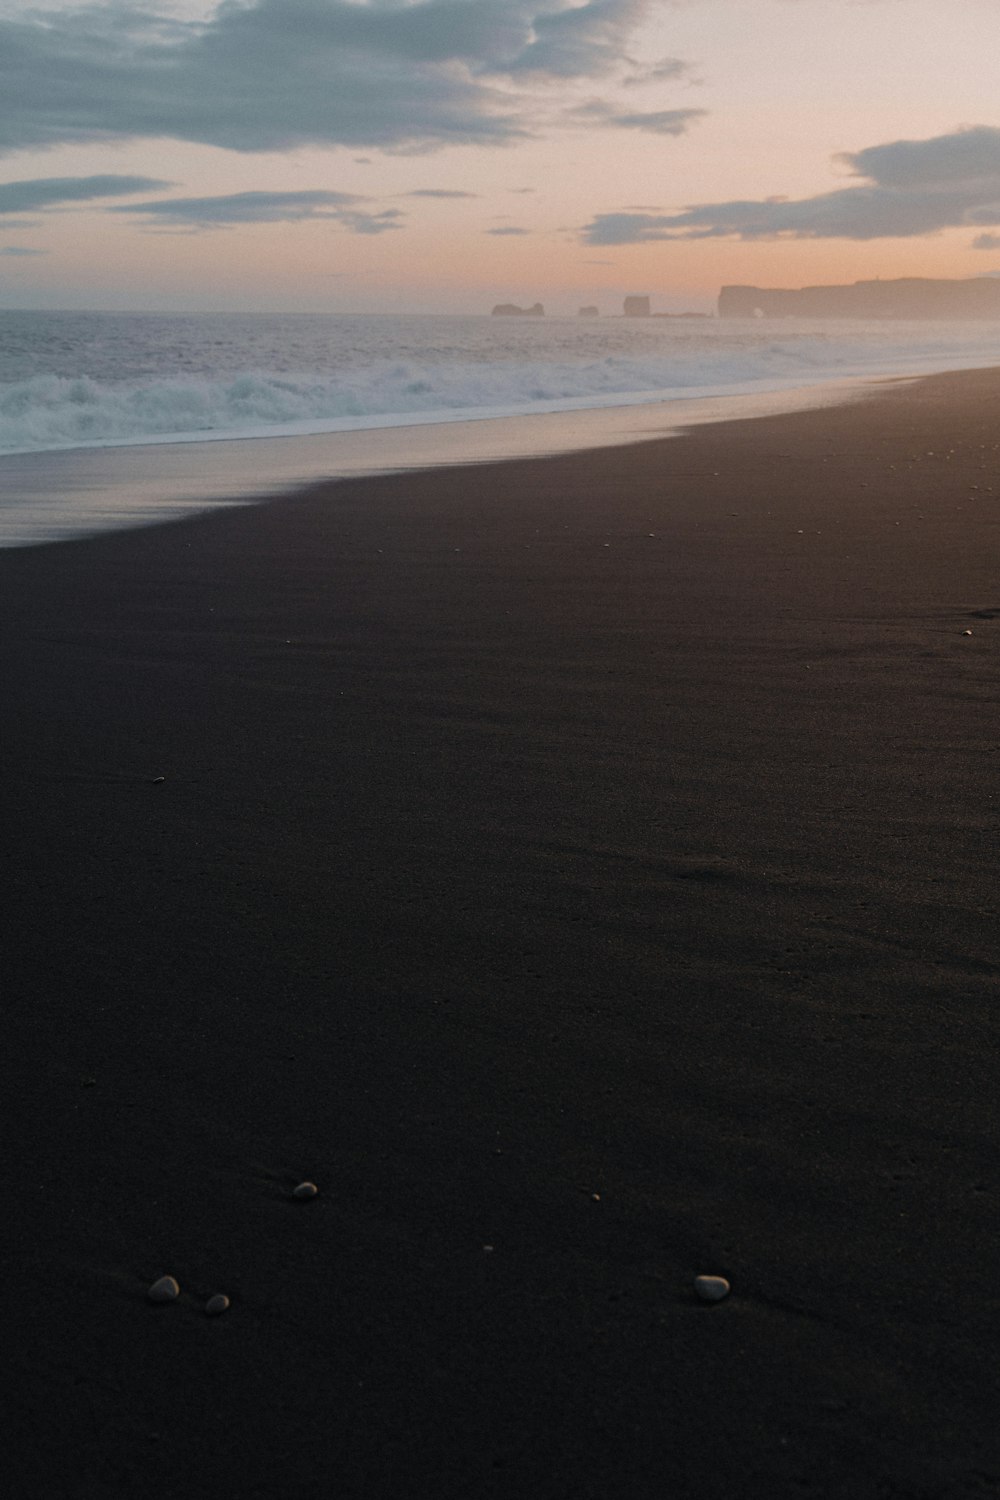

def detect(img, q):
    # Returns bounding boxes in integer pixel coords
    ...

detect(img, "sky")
[2,0,1000,314]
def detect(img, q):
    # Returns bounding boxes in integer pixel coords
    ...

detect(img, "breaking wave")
[2,313,999,457]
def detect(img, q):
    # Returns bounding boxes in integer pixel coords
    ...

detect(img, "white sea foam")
[2,309,999,548]
[1,310,998,457]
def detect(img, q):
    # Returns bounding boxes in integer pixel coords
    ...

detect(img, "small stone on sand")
[292,1181,318,1200]
[962,629,973,636]
[694,1275,730,1303]
[205,1294,230,1316]
[147,1275,180,1303]
[150,776,165,784]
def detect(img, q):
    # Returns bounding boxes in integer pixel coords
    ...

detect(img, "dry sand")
[1,368,998,1498]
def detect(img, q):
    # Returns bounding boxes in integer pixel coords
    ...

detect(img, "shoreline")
[0,366,927,548]
[2,365,998,1497]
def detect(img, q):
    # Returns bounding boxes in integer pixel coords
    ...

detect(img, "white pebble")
[292,1181,318,1200]
[205,1294,230,1316]
[147,1275,180,1303]
[694,1275,730,1302]
[962,629,973,636]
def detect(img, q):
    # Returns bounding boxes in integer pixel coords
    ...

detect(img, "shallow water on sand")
[0,377,882,547]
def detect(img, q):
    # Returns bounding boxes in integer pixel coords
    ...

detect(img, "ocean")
[1,308,998,545]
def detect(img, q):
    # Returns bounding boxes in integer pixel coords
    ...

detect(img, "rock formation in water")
[491,302,545,317]
[718,277,1000,320]
[623,296,651,318]
[578,305,599,318]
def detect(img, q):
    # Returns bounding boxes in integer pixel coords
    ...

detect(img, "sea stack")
[491,302,545,317]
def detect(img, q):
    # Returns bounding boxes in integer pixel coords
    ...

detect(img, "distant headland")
[488,278,1000,322]
[718,277,1000,320]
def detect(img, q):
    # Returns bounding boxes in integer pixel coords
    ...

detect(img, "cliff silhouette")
[719,277,1000,320]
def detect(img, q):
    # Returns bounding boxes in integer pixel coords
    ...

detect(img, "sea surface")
[1,308,998,545]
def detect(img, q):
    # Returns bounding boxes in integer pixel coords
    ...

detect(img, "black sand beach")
[1,368,998,1498]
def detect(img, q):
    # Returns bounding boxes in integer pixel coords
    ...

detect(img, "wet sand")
[1,367,998,1497]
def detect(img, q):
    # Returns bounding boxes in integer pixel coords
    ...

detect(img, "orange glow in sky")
[2,0,1000,313]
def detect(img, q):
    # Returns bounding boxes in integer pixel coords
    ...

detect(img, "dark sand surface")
[1,369,998,1498]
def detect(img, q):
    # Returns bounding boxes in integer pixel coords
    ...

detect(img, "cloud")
[108,190,405,233]
[407,189,479,199]
[623,55,692,87]
[572,102,706,135]
[0,0,659,156]
[583,212,673,244]
[972,232,1000,251]
[609,109,704,136]
[0,174,172,214]
[486,224,529,234]
[497,0,649,78]
[0,245,46,256]
[839,127,1000,188]
[348,210,405,235]
[581,126,1000,245]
